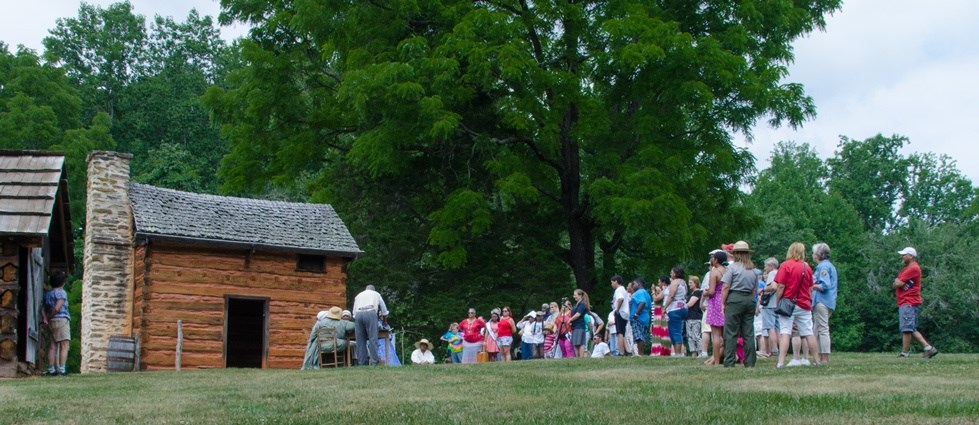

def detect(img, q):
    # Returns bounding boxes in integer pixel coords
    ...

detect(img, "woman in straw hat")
[720,241,758,367]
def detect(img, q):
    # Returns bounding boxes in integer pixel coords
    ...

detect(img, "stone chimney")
[81,151,134,373]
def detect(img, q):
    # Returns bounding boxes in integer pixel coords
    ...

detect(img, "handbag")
[476,349,489,363]
[775,296,795,317]
[760,290,774,307]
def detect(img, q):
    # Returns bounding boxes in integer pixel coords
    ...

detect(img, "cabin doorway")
[224,296,268,368]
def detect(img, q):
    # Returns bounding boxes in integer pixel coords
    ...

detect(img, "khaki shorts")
[50,318,70,342]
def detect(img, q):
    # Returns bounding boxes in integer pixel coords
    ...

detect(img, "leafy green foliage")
[0,45,81,149]
[43,1,147,122]
[43,2,231,195]
[828,134,910,231]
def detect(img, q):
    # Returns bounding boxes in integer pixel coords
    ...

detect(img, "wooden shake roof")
[0,151,69,237]
[129,183,362,257]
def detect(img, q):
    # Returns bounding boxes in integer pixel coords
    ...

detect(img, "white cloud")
[741,0,979,182]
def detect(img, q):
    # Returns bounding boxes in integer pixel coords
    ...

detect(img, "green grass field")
[2,353,977,424]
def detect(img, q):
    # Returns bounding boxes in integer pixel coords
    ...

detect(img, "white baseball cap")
[898,247,917,257]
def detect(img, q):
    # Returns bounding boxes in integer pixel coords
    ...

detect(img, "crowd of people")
[303,241,939,369]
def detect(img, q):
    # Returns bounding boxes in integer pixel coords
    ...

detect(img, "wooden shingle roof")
[129,183,362,257]
[0,151,66,236]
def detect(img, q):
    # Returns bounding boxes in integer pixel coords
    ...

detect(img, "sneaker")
[58,370,68,377]
[775,363,785,369]
[698,352,708,358]
[800,358,811,366]
[812,361,822,368]
[899,352,910,358]
[756,351,771,358]
[44,370,58,377]
[923,347,939,359]
[787,359,802,367]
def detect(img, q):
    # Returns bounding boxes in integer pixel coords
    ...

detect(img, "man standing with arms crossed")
[353,284,389,365]
[894,247,938,359]
[610,275,629,356]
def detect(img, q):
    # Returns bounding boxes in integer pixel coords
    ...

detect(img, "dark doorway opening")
[224,297,267,368]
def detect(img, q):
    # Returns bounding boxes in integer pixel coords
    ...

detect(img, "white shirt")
[411,349,434,365]
[607,311,617,335]
[613,285,629,319]
[591,342,611,358]
[518,319,544,344]
[352,289,388,318]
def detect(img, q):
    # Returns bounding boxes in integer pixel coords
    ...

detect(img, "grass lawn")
[1,353,977,424]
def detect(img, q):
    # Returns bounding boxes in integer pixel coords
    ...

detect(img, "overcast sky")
[2,1,978,182]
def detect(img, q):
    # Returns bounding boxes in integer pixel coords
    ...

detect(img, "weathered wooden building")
[82,152,361,372]
[0,151,74,378]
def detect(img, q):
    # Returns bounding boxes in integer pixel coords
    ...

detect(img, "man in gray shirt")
[721,241,759,367]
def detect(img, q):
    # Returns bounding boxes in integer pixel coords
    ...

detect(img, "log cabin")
[82,151,361,372]
[0,151,74,378]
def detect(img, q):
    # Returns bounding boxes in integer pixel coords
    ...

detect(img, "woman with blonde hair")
[568,289,591,357]
[773,242,820,368]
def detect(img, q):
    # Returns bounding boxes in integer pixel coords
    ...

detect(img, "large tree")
[209,0,841,292]
[43,2,231,194]
[43,1,147,122]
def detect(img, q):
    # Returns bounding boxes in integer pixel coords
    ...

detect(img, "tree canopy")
[208,0,842,299]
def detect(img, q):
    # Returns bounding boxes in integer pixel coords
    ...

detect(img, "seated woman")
[411,339,435,365]
[301,306,355,369]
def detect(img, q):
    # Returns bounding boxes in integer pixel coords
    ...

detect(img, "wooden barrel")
[107,336,136,372]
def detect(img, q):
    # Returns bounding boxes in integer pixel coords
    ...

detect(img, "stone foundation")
[81,152,134,373]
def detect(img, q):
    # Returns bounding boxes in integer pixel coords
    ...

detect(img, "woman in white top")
[663,265,689,356]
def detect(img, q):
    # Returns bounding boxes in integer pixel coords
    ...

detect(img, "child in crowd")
[440,323,463,363]
[543,323,557,359]
[42,270,70,376]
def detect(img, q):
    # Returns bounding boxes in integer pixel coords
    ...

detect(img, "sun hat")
[415,338,432,349]
[705,248,724,264]
[325,306,343,320]
[898,247,917,257]
[732,240,752,253]
[316,311,329,320]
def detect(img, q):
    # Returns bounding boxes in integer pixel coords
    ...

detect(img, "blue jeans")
[521,341,536,360]
[450,351,461,363]
[667,309,688,345]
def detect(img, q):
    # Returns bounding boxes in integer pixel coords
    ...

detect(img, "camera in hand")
[905,280,914,289]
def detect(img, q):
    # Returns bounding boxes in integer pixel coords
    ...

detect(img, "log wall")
[136,242,349,370]
[0,240,20,378]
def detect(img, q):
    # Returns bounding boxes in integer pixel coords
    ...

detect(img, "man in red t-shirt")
[893,247,938,358]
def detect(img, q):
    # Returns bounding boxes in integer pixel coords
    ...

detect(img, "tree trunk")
[559,102,595,293]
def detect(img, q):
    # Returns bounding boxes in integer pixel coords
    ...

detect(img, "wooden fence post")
[133,331,140,372]
[176,320,183,371]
